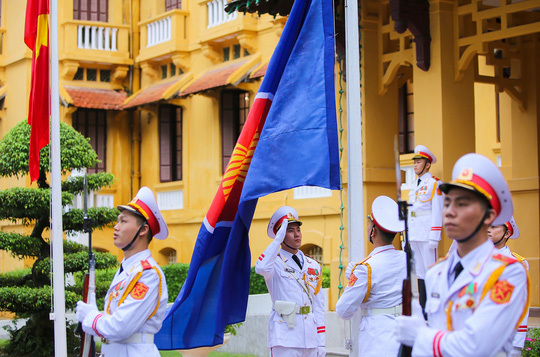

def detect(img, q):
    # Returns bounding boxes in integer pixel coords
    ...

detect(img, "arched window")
[300,244,323,263]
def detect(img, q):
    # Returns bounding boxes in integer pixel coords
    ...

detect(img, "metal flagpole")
[345,0,363,354]
[49,0,68,356]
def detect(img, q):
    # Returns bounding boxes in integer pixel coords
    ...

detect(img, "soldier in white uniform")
[255,206,326,357]
[336,196,406,357]
[396,153,529,357]
[76,187,169,357]
[407,145,444,311]
[488,216,530,356]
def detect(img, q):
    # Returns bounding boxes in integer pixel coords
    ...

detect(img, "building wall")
[0,1,538,312]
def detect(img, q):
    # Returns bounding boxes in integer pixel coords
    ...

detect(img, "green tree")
[0,121,119,357]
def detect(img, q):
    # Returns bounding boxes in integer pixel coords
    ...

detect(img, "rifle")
[75,173,96,357]
[395,136,418,357]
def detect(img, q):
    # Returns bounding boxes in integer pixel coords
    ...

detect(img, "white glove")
[345,261,356,280]
[429,239,439,249]
[76,300,98,323]
[274,219,288,244]
[395,298,427,347]
[317,346,326,356]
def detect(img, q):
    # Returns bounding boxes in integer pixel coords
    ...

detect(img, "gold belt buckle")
[299,306,310,314]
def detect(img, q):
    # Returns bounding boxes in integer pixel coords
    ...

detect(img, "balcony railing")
[207,0,237,28]
[78,24,118,51]
[60,20,130,64]
[138,10,189,62]
[146,16,172,48]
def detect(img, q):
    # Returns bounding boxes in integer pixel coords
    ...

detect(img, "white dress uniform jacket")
[82,249,168,357]
[255,239,325,350]
[336,245,406,357]
[412,240,529,357]
[499,245,530,351]
[408,172,443,243]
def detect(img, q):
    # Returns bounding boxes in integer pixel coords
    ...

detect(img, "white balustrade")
[77,24,119,51]
[207,0,237,28]
[146,16,172,48]
[293,186,333,200]
[157,190,183,210]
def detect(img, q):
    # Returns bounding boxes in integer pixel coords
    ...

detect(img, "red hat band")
[417,151,433,163]
[273,213,297,235]
[368,213,394,234]
[128,199,160,237]
[456,170,501,215]
[504,222,514,237]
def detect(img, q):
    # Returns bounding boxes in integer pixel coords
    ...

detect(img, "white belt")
[410,210,431,217]
[102,332,154,344]
[361,304,402,317]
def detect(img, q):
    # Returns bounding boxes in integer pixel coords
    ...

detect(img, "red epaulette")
[433,176,441,181]
[141,259,152,270]
[492,253,518,265]
[304,253,321,266]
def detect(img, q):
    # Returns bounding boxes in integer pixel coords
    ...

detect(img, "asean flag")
[155,0,339,349]
[25,0,50,183]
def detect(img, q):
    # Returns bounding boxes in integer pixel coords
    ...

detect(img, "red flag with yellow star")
[24,0,50,183]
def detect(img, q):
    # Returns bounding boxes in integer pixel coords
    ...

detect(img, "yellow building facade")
[0,0,538,313]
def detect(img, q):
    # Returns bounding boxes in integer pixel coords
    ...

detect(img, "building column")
[413,0,476,186]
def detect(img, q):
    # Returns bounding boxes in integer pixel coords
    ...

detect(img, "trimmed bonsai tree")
[0,121,119,356]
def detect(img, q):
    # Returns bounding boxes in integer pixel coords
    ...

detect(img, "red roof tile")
[123,78,179,109]
[180,60,248,96]
[64,86,127,110]
[250,63,267,79]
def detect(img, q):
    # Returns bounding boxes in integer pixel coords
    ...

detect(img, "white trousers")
[410,241,438,279]
[270,346,317,357]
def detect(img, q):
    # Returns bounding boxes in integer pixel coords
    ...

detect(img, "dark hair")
[377,228,397,244]
[132,212,153,243]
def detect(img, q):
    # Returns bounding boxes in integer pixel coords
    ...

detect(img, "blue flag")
[155,0,339,349]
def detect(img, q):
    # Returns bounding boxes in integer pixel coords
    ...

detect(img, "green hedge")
[78,263,331,304]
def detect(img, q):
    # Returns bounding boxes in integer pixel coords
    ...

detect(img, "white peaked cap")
[267,206,302,239]
[369,196,405,233]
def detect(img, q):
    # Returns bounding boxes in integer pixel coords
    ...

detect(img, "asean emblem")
[130,282,149,300]
[490,280,514,304]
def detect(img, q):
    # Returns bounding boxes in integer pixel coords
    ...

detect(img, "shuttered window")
[72,109,107,173]
[159,105,183,182]
[73,0,108,22]
[221,90,250,173]
[165,0,182,10]
[398,80,414,154]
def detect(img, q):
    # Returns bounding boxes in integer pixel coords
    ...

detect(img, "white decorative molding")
[293,186,332,200]
[207,0,237,28]
[157,190,183,210]
[401,165,416,190]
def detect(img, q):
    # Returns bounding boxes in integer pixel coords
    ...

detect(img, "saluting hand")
[274,219,288,244]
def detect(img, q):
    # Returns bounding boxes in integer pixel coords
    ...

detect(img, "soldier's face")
[283,223,302,250]
[113,211,144,249]
[443,188,492,240]
[413,158,430,176]
[487,225,509,244]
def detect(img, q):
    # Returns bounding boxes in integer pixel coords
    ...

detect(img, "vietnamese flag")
[24,0,50,183]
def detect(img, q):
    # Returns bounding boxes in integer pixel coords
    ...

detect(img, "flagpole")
[345,0,363,355]
[49,0,68,356]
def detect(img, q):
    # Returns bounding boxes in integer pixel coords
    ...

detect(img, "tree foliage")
[0,121,119,356]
